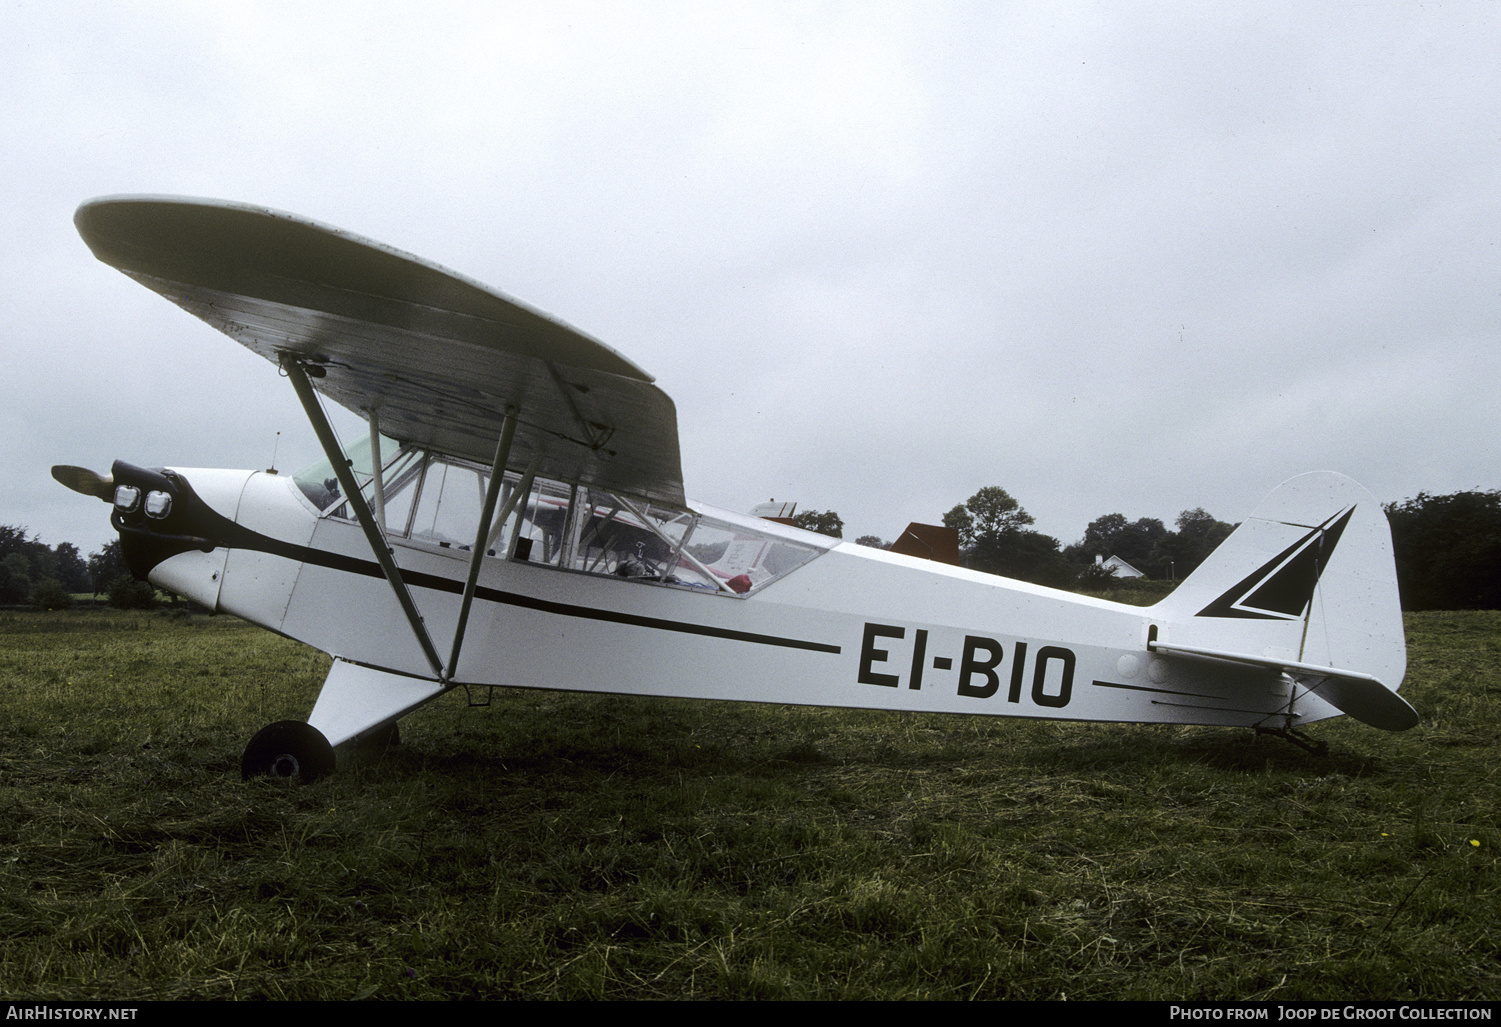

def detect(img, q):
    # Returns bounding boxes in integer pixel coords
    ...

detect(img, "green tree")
[1077,512,1128,556]
[0,526,44,603]
[964,486,1034,538]
[941,503,975,550]
[0,552,31,605]
[0,525,32,560]
[1149,508,1234,581]
[108,575,157,610]
[89,540,128,595]
[0,526,99,602]
[792,510,844,539]
[1066,513,1170,577]
[52,543,90,594]
[31,578,73,611]
[981,528,1074,588]
[944,486,1072,587]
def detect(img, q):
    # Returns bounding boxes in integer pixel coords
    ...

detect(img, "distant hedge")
[1386,490,1501,611]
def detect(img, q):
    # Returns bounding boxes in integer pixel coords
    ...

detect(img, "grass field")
[0,607,1496,1000]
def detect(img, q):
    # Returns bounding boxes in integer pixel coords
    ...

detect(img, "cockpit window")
[292,432,403,511]
[507,484,828,595]
[315,443,832,595]
[678,511,825,592]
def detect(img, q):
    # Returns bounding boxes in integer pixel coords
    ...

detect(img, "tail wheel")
[241,720,335,783]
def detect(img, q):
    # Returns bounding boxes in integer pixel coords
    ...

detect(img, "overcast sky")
[5,1,1498,558]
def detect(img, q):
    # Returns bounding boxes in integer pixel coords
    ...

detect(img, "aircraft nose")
[106,461,252,581]
[104,462,259,612]
[108,461,206,538]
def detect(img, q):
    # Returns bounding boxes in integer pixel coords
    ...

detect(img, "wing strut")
[283,358,445,679]
[485,455,541,555]
[447,409,518,681]
[367,407,387,531]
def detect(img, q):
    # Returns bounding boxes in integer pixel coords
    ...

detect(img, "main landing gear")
[241,720,336,783]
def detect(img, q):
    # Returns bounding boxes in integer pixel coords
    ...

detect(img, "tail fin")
[1151,472,1414,730]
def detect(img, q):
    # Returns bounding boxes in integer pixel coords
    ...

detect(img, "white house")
[1096,554,1145,579]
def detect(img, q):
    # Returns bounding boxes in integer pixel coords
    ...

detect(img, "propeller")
[51,464,114,501]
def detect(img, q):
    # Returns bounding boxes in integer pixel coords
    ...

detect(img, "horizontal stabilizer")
[1151,641,1419,731]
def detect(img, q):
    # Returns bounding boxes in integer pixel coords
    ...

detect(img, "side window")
[510,483,687,579]
[410,460,487,548]
[331,449,510,555]
[512,479,573,565]
[504,483,826,595]
[316,447,830,594]
[563,491,662,575]
[684,514,824,593]
[323,445,426,533]
[374,449,426,537]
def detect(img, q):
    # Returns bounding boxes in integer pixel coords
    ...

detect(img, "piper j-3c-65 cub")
[53,195,1417,782]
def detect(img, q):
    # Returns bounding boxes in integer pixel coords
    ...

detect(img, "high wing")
[74,195,684,506]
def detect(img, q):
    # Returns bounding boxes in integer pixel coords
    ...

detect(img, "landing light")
[144,490,172,519]
[113,485,141,513]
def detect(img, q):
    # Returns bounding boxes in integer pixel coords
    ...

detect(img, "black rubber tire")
[241,720,336,783]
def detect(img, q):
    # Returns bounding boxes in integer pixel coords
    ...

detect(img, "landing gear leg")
[1254,725,1329,756]
[241,720,336,783]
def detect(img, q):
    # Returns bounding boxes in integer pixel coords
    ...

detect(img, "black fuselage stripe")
[266,534,841,655]
[1089,679,1233,700]
[476,587,842,653]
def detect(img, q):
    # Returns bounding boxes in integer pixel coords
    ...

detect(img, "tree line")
[797,486,1501,610]
[0,528,151,609]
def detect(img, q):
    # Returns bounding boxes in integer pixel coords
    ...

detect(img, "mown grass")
[0,608,1496,1000]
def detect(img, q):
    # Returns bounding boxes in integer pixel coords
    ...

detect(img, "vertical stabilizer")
[1151,472,1411,729]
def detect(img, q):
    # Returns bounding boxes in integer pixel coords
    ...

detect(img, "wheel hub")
[269,753,302,779]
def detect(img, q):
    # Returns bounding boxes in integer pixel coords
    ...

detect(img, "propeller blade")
[51,464,114,501]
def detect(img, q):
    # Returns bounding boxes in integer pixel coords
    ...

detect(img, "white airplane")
[54,196,1416,782]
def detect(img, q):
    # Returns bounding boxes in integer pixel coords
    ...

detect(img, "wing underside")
[76,195,685,506]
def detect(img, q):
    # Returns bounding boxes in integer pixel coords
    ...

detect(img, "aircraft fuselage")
[115,459,1340,741]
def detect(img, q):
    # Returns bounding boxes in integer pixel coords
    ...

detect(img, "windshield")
[292,432,402,511]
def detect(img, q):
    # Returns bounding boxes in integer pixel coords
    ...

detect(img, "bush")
[107,575,157,610]
[1386,490,1501,610]
[29,579,73,611]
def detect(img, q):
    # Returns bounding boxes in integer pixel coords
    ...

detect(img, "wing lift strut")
[282,357,531,752]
